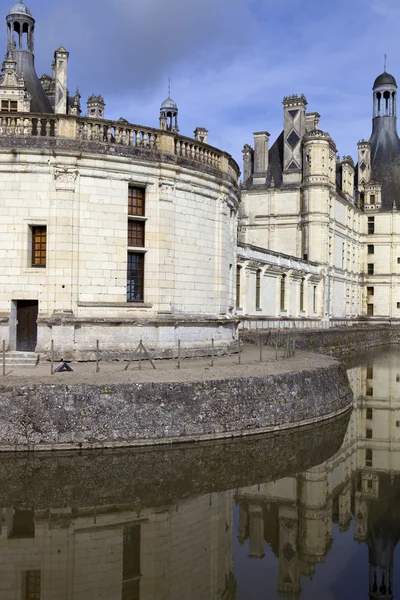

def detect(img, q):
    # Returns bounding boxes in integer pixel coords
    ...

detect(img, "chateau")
[239,72,400,328]
[0,1,399,360]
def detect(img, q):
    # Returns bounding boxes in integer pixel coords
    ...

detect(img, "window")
[368,245,374,254]
[127,187,146,302]
[313,285,317,313]
[366,428,373,439]
[367,304,374,316]
[370,194,375,205]
[127,253,144,302]
[300,278,305,312]
[128,220,145,247]
[366,407,373,419]
[368,217,375,234]
[1,99,17,112]
[256,270,261,310]
[367,366,373,379]
[367,479,373,489]
[236,266,241,309]
[366,448,373,467]
[366,387,373,397]
[397,257,400,264]
[123,525,141,600]
[128,186,145,216]
[368,263,374,275]
[367,286,374,296]
[31,226,46,268]
[397,303,400,310]
[8,508,34,539]
[280,275,286,311]
[25,570,41,600]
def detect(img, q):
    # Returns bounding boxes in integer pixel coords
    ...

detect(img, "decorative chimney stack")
[87,94,105,119]
[54,46,69,114]
[194,127,208,144]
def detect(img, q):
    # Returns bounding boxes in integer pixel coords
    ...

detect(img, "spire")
[384,54,387,72]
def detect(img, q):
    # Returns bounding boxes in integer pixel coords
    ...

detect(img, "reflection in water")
[2,346,400,599]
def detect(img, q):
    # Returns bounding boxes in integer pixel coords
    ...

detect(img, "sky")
[6,0,400,168]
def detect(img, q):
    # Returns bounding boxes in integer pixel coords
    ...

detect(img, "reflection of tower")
[363,474,400,600]
[278,506,301,599]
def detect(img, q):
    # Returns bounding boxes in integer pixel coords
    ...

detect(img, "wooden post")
[211,338,214,368]
[139,339,142,371]
[51,340,54,375]
[238,336,241,365]
[96,340,99,373]
[178,340,181,370]
[259,335,263,363]
[275,339,278,361]
[2,340,5,377]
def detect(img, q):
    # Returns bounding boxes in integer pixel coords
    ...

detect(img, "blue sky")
[6,0,400,167]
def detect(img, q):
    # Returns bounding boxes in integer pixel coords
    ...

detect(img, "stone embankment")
[242,325,400,357]
[0,350,352,451]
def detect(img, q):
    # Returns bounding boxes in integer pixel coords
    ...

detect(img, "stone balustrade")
[175,137,221,168]
[0,112,240,180]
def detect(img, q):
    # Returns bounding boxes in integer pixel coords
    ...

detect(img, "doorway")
[16,301,38,352]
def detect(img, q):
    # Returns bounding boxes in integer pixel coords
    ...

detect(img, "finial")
[384,54,387,72]
[168,77,171,98]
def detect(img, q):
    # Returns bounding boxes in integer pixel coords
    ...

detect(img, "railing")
[174,137,221,169]
[76,118,158,149]
[0,112,240,181]
[0,114,57,136]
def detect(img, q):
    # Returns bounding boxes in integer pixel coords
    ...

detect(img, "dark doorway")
[16,301,38,352]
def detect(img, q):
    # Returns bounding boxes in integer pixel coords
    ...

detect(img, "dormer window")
[1,99,17,112]
[370,194,375,205]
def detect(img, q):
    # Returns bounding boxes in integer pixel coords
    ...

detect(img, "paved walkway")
[0,345,337,387]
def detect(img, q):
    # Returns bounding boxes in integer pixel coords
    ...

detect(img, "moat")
[1,345,398,599]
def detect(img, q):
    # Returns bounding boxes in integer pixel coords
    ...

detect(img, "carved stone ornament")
[159,179,175,202]
[54,168,78,191]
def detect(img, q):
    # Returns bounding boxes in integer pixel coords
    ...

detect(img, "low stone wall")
[242,326,400,357]
[0,360,352,451]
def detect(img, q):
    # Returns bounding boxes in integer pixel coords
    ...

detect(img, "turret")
[369,70,400,210]
[160,95,179,132]
[5,1,52,113]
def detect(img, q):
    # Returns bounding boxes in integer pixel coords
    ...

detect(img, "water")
[1,346,399,599]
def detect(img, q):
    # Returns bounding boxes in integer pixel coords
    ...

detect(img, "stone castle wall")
[0,140,239,359]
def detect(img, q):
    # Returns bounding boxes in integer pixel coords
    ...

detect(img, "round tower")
[160,96,179,132]
[369,70,400,210]
[5,1,52,113]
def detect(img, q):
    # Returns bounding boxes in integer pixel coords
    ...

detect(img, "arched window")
[256,270,261,310]
[280,275,286,311]
[300,278,305,312]
[236,266,242,309]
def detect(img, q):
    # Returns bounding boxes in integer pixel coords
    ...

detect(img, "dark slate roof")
[374,71,397,88]
[14,50,53,113]
[369,115,400,210]
[266,131,284,187]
